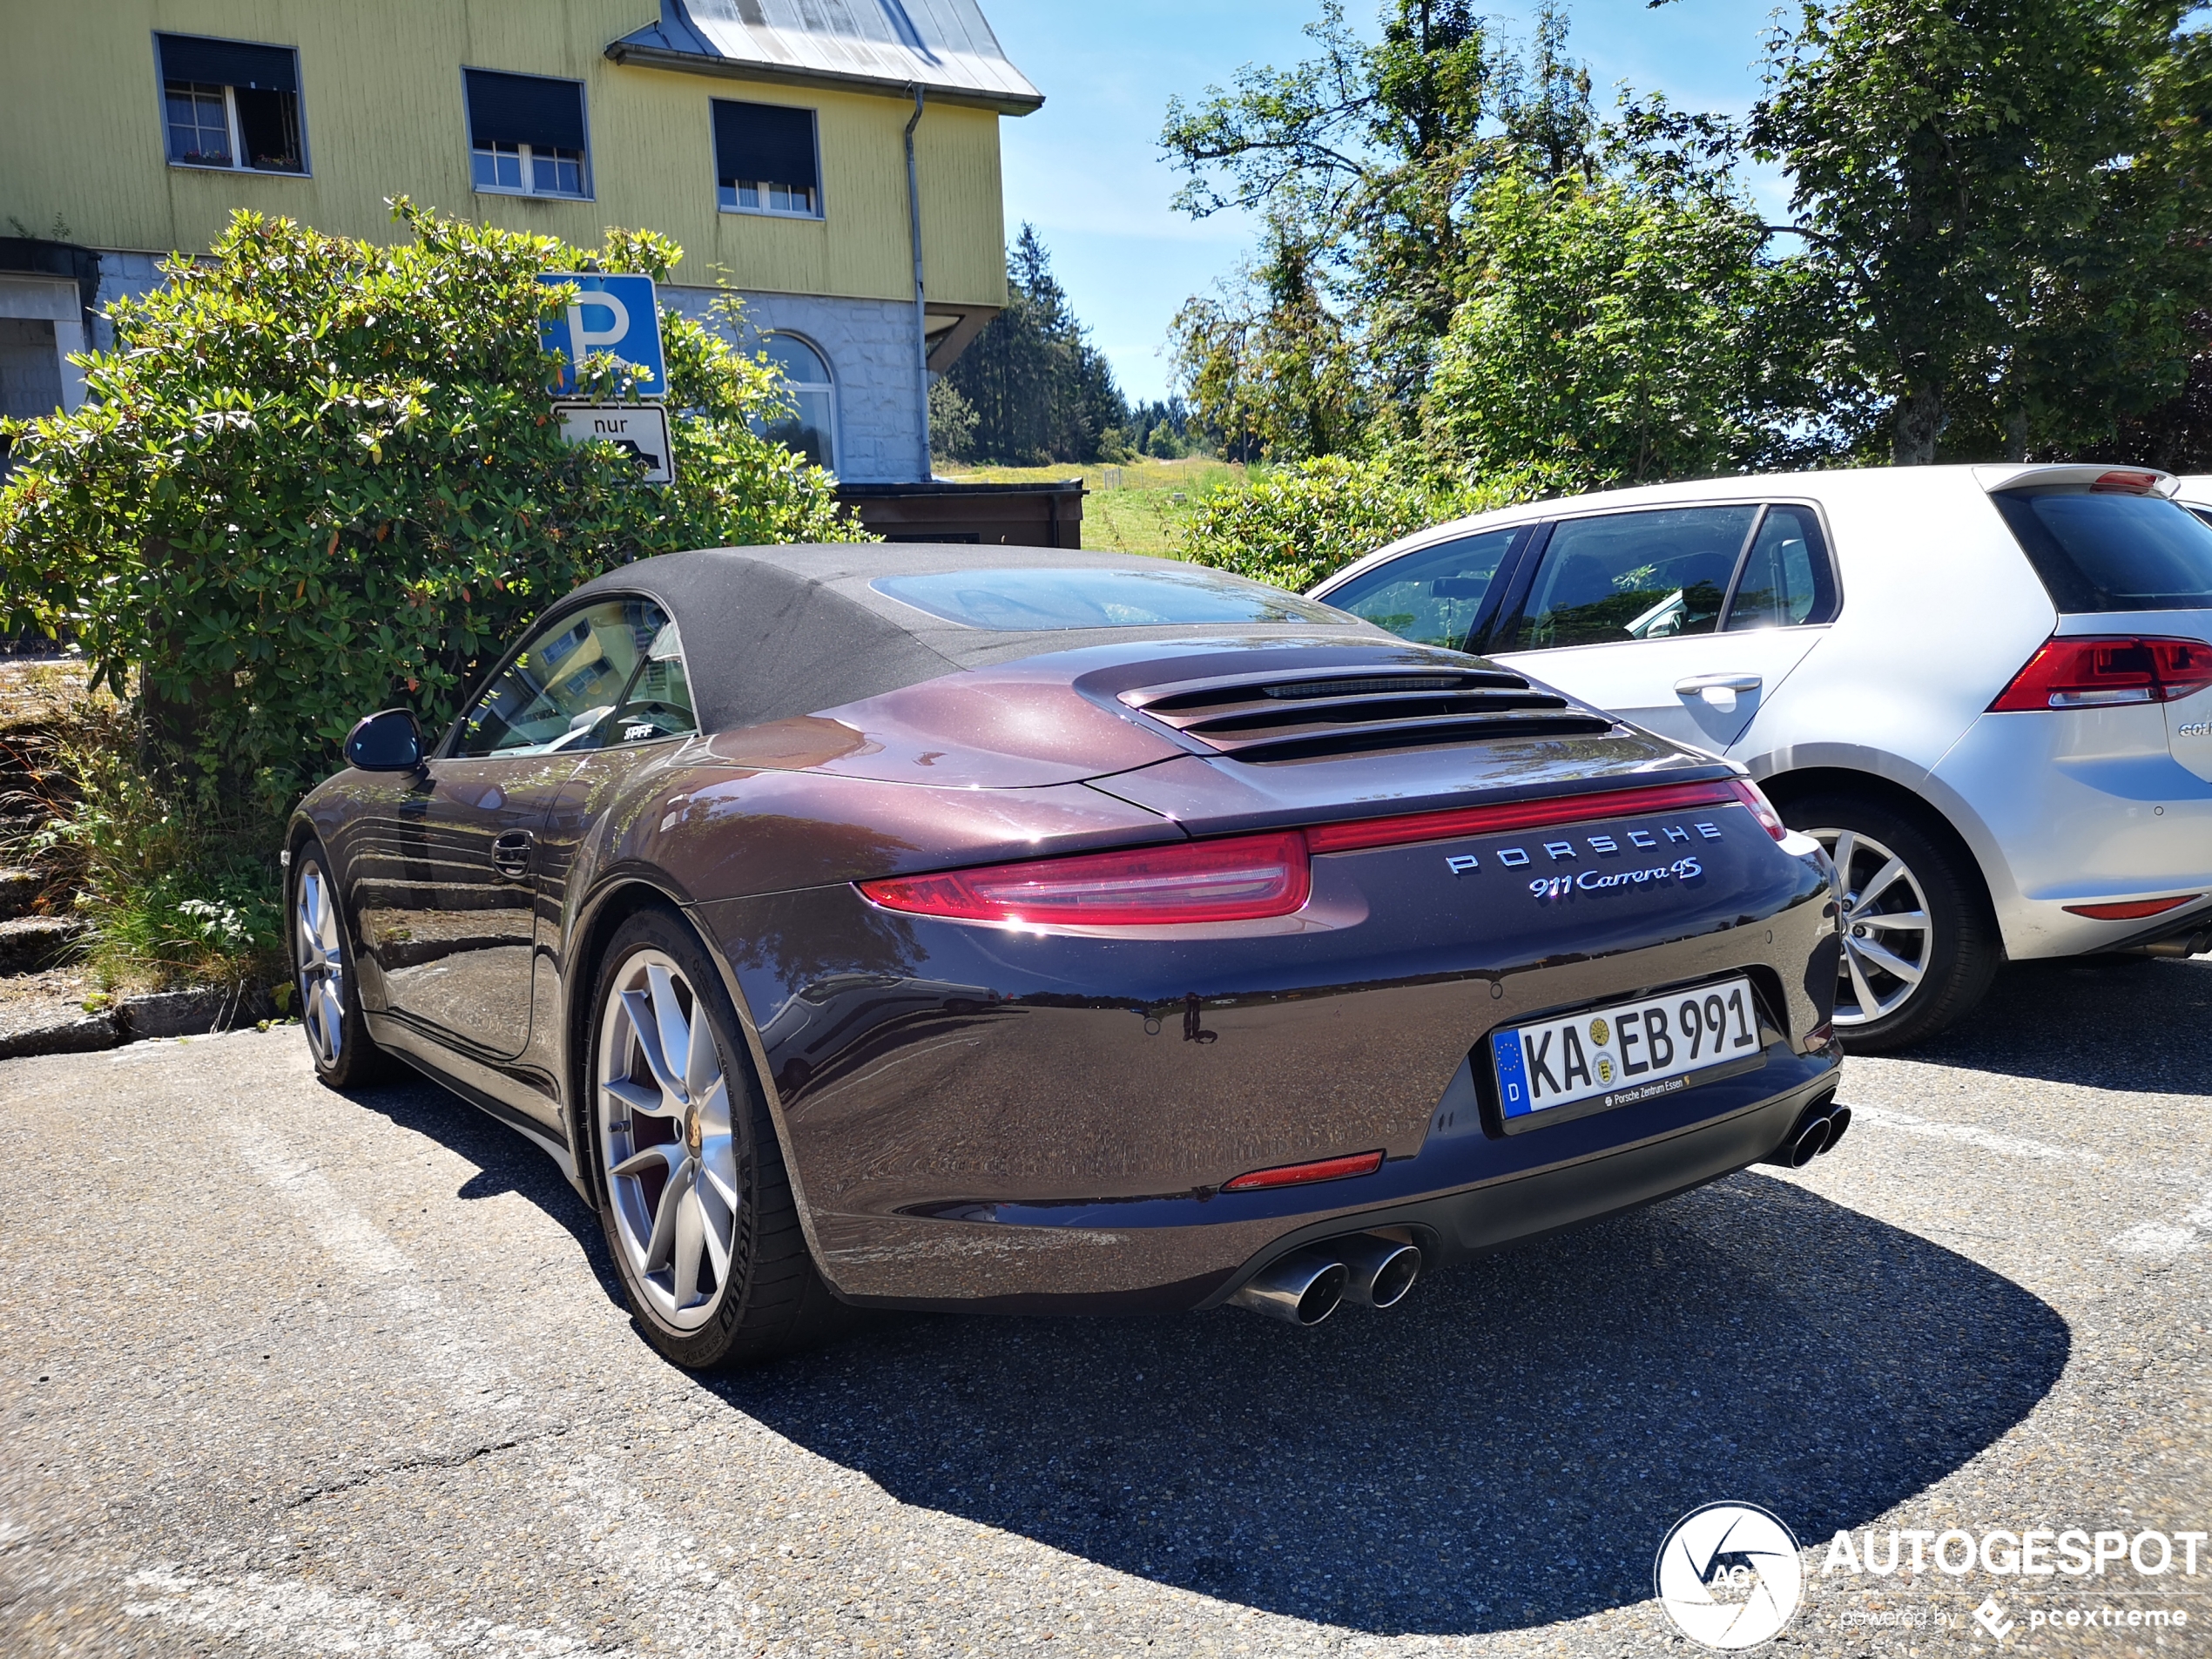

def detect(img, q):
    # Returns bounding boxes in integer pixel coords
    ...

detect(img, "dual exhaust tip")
[1229,1233,1421,1327]
[1231,1098,1854,1324]
[1764,1095,1853,1170]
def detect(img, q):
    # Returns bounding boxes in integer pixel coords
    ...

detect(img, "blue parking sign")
[537,272,667,398]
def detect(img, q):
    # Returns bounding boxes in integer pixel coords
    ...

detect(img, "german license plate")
[1492,976,1762,1127]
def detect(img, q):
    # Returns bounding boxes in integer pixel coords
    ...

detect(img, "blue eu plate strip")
[1493,1029,1534,1119]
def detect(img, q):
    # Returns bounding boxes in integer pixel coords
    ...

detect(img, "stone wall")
[664,285,928,484]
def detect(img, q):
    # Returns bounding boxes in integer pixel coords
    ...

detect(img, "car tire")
[1777,792,2000,1053]
[585,907,842,1370]
[290,840,392,1089]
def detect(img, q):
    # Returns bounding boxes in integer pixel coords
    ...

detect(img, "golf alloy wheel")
[1811,826,1932,1027]
[596,949,740,1332]
[296,862,347,1069]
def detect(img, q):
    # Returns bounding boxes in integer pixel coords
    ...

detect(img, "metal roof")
[608,0,1043,114]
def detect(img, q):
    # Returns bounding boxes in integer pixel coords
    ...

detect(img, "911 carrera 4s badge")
[1529,856,1704,900]
[1444,818,1724,900]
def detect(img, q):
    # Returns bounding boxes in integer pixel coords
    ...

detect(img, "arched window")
[759,334,836,472]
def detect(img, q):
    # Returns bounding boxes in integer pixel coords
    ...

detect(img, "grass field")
[931,456,1252,557]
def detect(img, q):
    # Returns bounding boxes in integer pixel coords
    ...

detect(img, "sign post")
[538,272,671,484]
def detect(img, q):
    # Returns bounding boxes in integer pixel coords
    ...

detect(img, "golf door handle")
[490,829,535,880]
[1675,672,1763,696]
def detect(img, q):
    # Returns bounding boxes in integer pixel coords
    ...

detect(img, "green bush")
[3,685,281,992]
[1177,453,1530,594]
[0,200,866,816]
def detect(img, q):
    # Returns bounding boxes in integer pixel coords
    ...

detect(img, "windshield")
[872,566,1346,631]
[1993,489,2212,612]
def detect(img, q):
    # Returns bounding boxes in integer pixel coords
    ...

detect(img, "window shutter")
[712,100,819,192]
[464,69,587,152]
[158,33,298,92]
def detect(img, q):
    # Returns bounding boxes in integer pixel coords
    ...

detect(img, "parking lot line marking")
[121,1564,608,1658]
[149,1124,765,1657]
[1849,1103,2087,1165]
[1847,1103,2211,1264]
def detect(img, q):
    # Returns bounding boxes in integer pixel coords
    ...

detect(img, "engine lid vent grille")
[1120,666,1615,762]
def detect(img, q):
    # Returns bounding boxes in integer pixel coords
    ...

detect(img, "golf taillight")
[858,831,1310,926]
[1990,635,2212,711]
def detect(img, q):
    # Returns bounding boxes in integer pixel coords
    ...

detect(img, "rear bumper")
[1934,710,2212,960]
[826,1046,1839,1314]
[697,807,1841,1312]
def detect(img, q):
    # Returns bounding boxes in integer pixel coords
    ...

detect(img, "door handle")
[490,829,535,880]
[1676,673,1764,697]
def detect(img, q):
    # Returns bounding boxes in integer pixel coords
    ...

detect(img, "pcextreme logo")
[1655,1502,1805,1649]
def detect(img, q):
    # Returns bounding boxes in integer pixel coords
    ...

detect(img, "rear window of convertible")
[1993,488,2212,612]
[872,566,1346,630]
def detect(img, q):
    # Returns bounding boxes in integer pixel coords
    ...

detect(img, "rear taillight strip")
[857,777,1784,927]
[1304,779,1749,853]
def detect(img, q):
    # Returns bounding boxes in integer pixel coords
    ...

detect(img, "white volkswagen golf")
[1313,464,2212,1049]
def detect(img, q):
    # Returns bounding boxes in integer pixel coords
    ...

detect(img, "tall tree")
[1163,1,1565,408]
[1421,145,1834,493]
[1170,222,1367,461]
[1749,0,2212,464]
[941,226,1129,465]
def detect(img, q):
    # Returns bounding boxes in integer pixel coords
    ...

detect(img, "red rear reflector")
[1305,779,1743,854]
[1222,1150,1385,1192]
[2091,469,2161,494]
[2063,895,2200,921]
[1989,636,2212,711]
[858,830,1310,926]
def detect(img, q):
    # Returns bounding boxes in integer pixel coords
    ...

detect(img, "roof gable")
[609,0,1042,113]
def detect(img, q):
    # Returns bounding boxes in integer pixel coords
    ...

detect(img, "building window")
[156,34,305,173]
[759,334,837,471]
[712,100,821,218]
[464,69,590,199]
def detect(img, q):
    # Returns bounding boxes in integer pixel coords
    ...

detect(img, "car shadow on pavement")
[718,1173,2067,1637]
[1898,954,2212,1091]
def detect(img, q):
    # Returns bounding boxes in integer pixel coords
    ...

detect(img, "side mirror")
[345,708,427,772]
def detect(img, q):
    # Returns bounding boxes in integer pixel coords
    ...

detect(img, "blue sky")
[980,0,1792,403]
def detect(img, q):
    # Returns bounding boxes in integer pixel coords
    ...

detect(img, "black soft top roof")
[562,543,1379,733]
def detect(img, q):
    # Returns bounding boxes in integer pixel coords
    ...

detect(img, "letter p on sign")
[538,273,666,398]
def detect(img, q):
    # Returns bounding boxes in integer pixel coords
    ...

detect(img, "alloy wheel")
[597,951,740,1331]
[1811,827,1934,1027]
[295,866,346,1068]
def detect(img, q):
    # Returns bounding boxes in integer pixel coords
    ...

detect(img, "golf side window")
[1512,507,1760,651]
[1323,527,1520,650]
[1723,505,1838,630]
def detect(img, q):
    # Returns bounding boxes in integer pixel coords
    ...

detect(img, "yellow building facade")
[0,0,1042,482]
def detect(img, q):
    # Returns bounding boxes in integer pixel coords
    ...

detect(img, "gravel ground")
[0,956,2206,1656]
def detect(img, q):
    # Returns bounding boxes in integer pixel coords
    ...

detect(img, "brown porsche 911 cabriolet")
[290,544,1845,1369]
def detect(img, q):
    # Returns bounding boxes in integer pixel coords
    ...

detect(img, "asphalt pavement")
[1,955,2207,1656]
